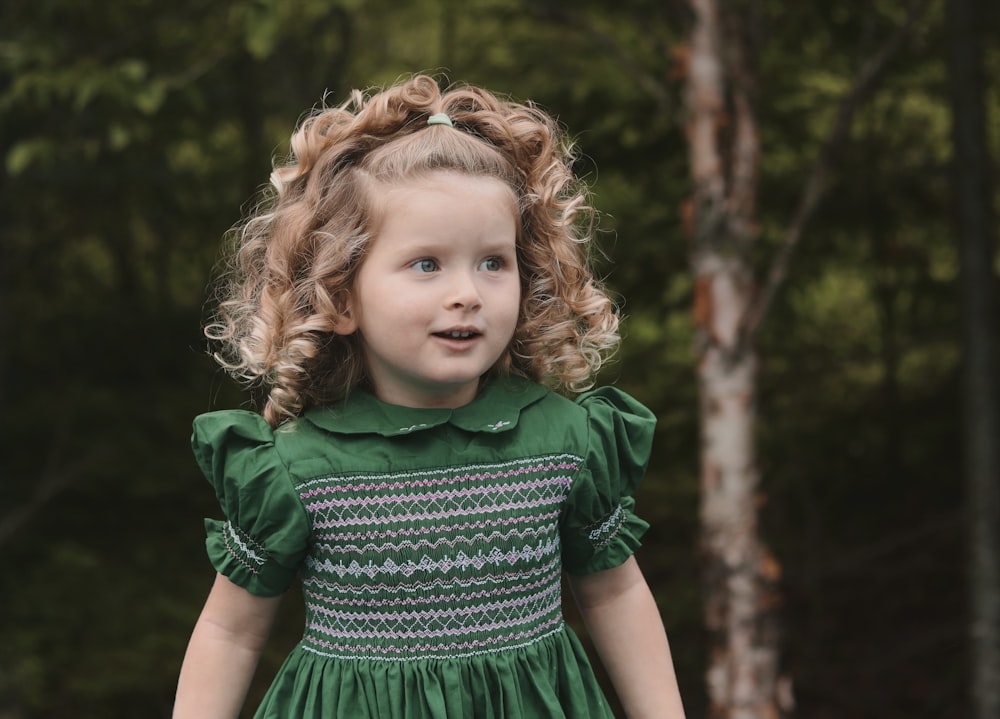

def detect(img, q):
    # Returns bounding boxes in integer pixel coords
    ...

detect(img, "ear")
[331,311,357,336]
[330,294,358,335]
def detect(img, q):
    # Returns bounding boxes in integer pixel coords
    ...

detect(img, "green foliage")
[0,0,992,716]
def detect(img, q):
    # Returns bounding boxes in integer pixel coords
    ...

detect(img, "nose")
[445,270,482,310]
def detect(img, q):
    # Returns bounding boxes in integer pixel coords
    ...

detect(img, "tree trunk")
[685,1,786,717]
[947,0,1000,716]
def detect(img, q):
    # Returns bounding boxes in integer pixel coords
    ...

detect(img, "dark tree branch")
[0,467,83,547]
[0,422,89,548]
[531,1,674,115]
[743,0,931,338]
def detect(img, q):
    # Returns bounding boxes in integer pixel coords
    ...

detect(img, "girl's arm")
[568,556,686,719]
[173,572,283,719]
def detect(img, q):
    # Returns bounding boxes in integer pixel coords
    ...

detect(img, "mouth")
[433,329,482,340]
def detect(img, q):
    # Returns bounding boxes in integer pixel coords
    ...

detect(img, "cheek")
[508,279,524,319]
[499,293,521,333]
[367,289,434,330]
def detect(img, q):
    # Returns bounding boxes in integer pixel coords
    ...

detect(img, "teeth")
[445,331,474,338]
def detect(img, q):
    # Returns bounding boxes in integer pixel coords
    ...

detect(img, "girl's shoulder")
[483,377,657,464]
[191,409,278,473]
[521,380,656,439]
[572,385,656,431]
[192,408,274,440]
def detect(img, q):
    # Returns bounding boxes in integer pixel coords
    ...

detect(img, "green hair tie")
[427,113,454,128]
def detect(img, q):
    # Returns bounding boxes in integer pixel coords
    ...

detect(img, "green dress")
[192,376,654,718]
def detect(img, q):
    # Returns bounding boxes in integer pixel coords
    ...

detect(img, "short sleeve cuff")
[562,499,650,576]
[205,518,299,597]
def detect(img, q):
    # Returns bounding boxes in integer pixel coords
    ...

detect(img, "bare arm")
[569,556,686,719]
[173,573,283,719]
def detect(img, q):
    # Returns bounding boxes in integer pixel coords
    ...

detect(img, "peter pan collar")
[302,375,549,437]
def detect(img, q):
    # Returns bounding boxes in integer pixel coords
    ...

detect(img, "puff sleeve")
[560,387,655,576]
[191,411,311,597]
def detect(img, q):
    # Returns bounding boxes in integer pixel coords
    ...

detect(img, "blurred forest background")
[1,0,997,717]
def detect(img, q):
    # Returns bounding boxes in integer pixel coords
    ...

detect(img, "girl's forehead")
[366,170,520,219]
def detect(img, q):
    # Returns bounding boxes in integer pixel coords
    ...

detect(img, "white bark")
[686,1,784,717]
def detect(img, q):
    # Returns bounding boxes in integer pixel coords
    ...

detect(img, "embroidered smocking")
[582,503,626,549]
[294,454,583,661]
[221,520,268,575]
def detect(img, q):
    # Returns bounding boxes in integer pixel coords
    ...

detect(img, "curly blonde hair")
[207,75,619,426]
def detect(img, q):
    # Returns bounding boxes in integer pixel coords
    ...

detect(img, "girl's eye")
[412,259,438,273]
[480,257,503,272]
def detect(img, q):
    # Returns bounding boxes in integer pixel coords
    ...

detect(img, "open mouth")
[434,330,481,340]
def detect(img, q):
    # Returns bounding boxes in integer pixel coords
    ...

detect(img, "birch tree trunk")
[684,2,785,717]
[947,0,1000,715]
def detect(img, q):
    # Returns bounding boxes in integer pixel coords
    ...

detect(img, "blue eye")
[480,257,503,272]
[413,259,438,273]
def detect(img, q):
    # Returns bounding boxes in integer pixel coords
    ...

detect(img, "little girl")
[174,75,685,718]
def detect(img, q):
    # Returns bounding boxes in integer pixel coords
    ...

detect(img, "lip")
[431,326,483,340]
[431,327,483,351]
